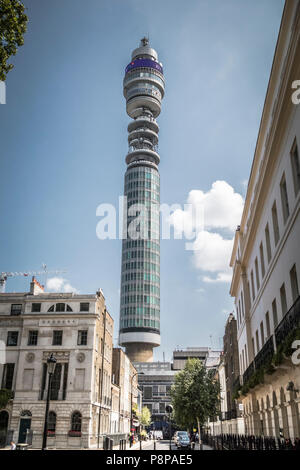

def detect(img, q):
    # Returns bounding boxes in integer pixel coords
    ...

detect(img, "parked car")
[174,431,191,449]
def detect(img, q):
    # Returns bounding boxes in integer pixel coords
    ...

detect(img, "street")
[130,440,213,451]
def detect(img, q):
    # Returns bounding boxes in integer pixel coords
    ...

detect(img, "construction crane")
[0,265,67,293]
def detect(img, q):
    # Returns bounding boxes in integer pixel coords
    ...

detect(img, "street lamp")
[130,371,143,447]
[42,353,57,450]
[165,404,173,450]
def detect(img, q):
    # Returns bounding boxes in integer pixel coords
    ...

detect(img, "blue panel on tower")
[125,58,163,74]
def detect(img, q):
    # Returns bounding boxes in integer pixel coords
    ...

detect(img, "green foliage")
[0,0,28,81]
[171,358,220,430]
[240,324,300,397]
[0,389,13,409]
[138,406,151,427]
[271,326,300,366]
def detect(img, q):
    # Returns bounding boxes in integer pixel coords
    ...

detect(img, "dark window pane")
[31,303,41,312]
[77,330,88,345]
[10,304,22,316]
[1,363,15,390]
[71,412,82,431]
[7,331,18,346]
[50,363,62,400]
[56,303,65,312]
[28,330,38,346]
[52,330,63,345]
[80,303,89,312]
[47,412,56,433]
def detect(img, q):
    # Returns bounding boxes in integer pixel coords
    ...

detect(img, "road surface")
[130,439,212,451]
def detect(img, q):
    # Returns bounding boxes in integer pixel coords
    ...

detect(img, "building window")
[255,257,260,291]
[265,224,272,263]
[77,330,88,346]
[10,304,22,316]
[7,331,18,346]
[48,303,73,312]
[48,411,56,434]
[71,411,82,432]
[272,299,278,328]
[1,363,15,390]
[50,363,62,400]
[260,321,265,346]
[290,139,300,196]
[272,202,280,246]
[255,330,260,354]
[280,173,290,223]
[144,386,152,399]
[31,303,41,312]
[159,402,165,414]
[251,338,255,357]
[56,303,65,312]
[251,270,255,301]
[259,243,265,279]
[280,283,287,317]
[28,330,38,346]
[52,330,63,346]
[265,312,270,338]
[80,303,89,312]
[290,264,299,303]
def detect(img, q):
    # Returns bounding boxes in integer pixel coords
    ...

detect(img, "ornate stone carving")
[42,351,70,362]
[77,352,85,363]
[26,352,35,363]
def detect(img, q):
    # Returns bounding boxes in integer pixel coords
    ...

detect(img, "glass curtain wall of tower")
[119,38,165,362]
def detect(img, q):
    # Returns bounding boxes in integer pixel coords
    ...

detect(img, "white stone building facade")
[230,1,300,441]
[0,277,115,448]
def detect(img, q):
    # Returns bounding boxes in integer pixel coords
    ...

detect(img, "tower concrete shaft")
[119,38,165,362]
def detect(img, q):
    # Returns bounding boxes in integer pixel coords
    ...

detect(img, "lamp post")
[130,371,145,447]
[165,404,173,450]
[130,371,139,448]
[42,354,57,450]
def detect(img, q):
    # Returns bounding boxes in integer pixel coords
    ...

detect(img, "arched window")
[47,303,73,312]
[71,412,82,432]
[48,411,56,433]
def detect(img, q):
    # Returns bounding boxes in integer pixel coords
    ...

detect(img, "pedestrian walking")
[10,441,16,450]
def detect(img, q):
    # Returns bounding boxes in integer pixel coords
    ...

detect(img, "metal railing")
[254,335,274,370]
[275,295,300,347]
[203,433,300,450]
[243,361,254,384]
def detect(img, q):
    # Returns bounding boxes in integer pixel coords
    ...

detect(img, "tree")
[171,358,220,447]
[139,406,151,427]
[0,0,28,81]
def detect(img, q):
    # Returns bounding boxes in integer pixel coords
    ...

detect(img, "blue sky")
[0,0,284,360]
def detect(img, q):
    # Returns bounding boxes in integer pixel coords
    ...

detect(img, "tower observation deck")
[119,38,165,362]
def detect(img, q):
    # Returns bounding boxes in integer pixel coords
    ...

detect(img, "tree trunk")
[197,417,203,450]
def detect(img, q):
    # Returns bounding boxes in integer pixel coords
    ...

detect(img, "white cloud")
[169,181,244,283]
[192,231,233,273]
[187,181,244,232]
[46,277,78,293]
